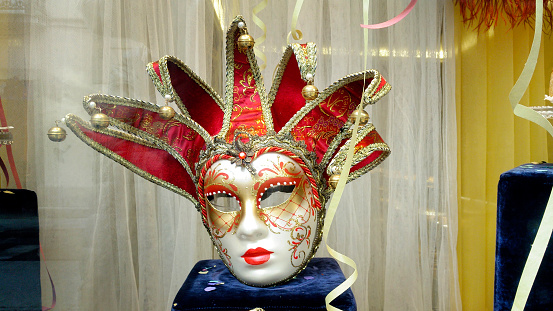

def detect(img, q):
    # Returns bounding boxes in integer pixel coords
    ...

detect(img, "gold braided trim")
[68,113,158,149]
[157,55,225,118]
[363,76,392,105]
[197,132,319,180]
[326,125,390,182]
[279,69,385,134]
[291,42,317,82]
[83,94,213,144]
[319,127,353,169]
[64,114,199,207]
[346,144,389,182]
[146,62,167,96]
[220,16,242,139]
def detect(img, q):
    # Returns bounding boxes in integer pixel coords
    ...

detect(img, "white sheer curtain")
[25,0,460,310]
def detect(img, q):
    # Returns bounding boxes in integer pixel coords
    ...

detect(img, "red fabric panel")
[78,124,198,199]
[167,61,223,136]
[290,79,368,162]
[271,55,306,133]
[163,123,206,172]
[96,102,206,175]
[225,33,266,142]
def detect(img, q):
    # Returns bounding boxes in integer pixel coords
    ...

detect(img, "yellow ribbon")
[508,0,553,310]
[252,0,268,71]
[323,104,361,311]
[287,0,304,44]
[322,1,371,309]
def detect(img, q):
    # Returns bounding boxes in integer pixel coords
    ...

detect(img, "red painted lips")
[241,247,274,265]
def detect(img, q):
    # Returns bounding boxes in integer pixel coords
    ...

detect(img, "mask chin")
[200,151,324,286]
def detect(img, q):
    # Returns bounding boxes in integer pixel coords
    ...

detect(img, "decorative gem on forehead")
[224,133,256,175]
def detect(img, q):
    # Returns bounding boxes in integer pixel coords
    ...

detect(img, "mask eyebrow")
[256,177,302,204]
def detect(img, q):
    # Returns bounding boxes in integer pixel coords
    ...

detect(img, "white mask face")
[201,152,319,286]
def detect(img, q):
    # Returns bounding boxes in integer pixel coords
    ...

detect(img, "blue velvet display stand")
[171,257,356,311]
[495,163,553,311]
[0,189,41,311]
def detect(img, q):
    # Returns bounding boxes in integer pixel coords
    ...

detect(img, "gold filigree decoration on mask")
[288,224,312,267]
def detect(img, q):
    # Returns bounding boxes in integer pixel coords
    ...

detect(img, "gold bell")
[159,105,176,120]
[47,121,67,142]
[90,111,110,129]
[328,174,341,189]
[302,84,318,101]
[237,34,255,51]
[348,109,370,126]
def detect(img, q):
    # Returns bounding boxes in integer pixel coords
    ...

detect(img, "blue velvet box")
[171,257,356,311]
[495,163,553,311]
[0,189,41,311]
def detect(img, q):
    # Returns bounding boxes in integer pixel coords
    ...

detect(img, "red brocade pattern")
[291,80,365,161]
[226,37,266,142]
[94,102,206,171]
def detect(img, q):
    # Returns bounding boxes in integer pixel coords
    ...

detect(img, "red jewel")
[238,152,247,159]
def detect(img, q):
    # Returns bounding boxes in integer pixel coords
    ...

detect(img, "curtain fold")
[455,5,553,310]
[23,1,460,310]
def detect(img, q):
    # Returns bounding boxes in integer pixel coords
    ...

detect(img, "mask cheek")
[207,206,241,268]
[207,204,240,238]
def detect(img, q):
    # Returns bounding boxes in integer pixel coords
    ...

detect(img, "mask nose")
[236,198,268,241]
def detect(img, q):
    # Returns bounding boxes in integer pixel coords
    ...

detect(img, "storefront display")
[53,16,391,287]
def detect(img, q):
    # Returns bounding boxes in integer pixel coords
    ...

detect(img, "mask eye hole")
[259,184,295,209]
[206,192,241,212]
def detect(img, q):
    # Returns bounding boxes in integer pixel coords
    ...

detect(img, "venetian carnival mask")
[60,16,391,286]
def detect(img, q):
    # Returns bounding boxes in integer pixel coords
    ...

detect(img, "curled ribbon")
[252,0,268,71]
[507,1,553,310]
[360,0,417,29]
[287,0,304,44]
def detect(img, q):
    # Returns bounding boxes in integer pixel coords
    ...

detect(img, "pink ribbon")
[360,0,417,29]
